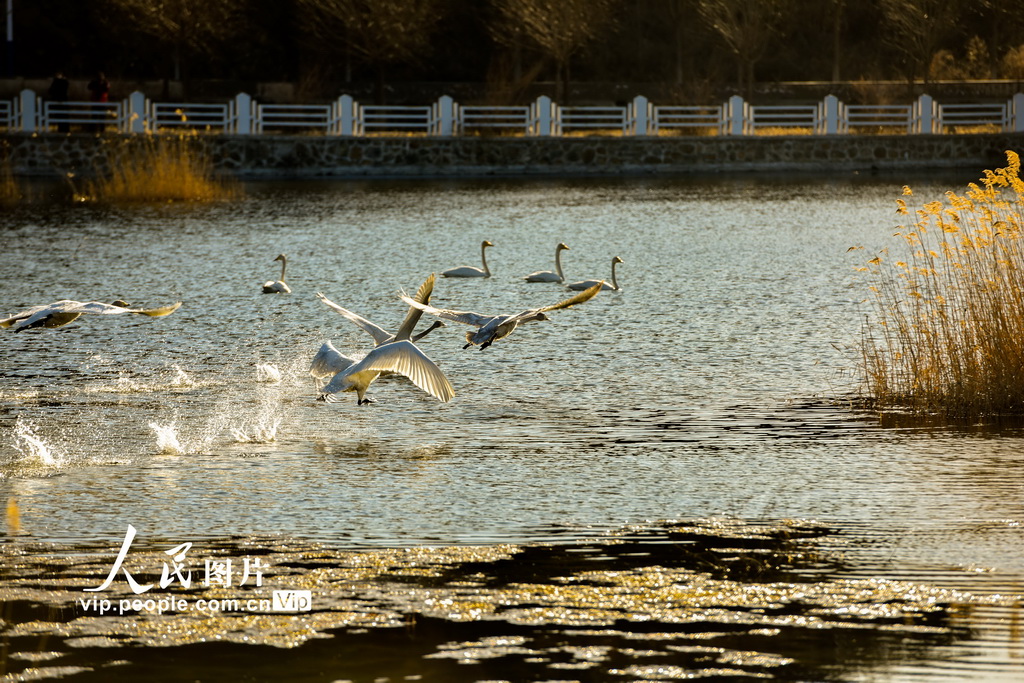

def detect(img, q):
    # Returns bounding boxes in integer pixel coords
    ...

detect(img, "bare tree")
[696,0,792,99]
[878,0,963,87]
[489,0,617,103]
[99,0,245,98]
[297,0,446,103]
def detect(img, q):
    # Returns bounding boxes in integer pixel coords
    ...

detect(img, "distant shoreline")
[4,132,1023,180]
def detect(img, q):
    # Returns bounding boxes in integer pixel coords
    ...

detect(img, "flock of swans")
[443,239,623,292]
[298,240,620,405]
[0,241,619,409]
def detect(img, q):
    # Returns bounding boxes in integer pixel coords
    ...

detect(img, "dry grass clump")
[858,150,1024,417]
[77,135,238,203]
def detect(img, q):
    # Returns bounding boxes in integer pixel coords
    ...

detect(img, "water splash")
[149,422,184,455]
[255,363,282,383]
[166,365,196,388]
[230,417,282,444]
[11,420,61,467]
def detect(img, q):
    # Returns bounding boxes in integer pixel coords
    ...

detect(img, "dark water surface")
[1,172,1022,681]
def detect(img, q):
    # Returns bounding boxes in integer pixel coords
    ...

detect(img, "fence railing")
[4,90,1024,137]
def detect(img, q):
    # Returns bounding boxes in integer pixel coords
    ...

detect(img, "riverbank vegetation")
[76,136,239,204]
[858,150,1024,417]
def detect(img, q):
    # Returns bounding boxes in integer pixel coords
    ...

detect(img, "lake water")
[1,171,1022,681]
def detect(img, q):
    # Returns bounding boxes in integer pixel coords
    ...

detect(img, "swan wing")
[0,301,72,328]
[60,300,182,317]
[392,273,435,342]
[535,281,603,313]
[327,340,454,402]
[398,295,493,328]
[316,292,391,345]
[309,340,355,378]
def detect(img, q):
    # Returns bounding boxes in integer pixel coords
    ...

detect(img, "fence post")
[1011,93,1024,132]
[126,91,148,133]
[726,95,747,135]
[822,94,841,135]
[18,89,37,132]
[630,95,650,136]
[533,95,554,136]
[337,94,356,136]
[234,92,253,135]
[914,93,935,134]
[436,95,455,136]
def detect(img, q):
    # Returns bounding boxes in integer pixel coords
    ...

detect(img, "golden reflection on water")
[1,521,1017,680]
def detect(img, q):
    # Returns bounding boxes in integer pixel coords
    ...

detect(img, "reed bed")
[858,150,1024,417]
[77,135,238,203]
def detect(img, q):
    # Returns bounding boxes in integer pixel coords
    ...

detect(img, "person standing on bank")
[48,72,70,133]
[87,72,110,132]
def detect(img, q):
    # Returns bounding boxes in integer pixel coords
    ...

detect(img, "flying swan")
[318,339,455,405]
[524,242,570,283]
[567,256,623,292]
[310,273,445,383]
[0,300,182,331]
[313,274,454,404]
[399,281,603,350]
[442,240,494,278]
[262,254,291,293]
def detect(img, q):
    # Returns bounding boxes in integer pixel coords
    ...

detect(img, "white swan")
[315,274,445,348]
[1,300,182,331]
[567,256,623,292]
[312,274,449,400]
[400,281,602,350]
[443,240,493,278]
[319,340,455,405]
[262,254,291,293]
[524,242,570,283]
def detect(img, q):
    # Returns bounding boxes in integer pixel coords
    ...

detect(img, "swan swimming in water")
[318,341,455,405]
[567,256,623,292]
[400,281,603,350]
[443,240,493,278]
[0,299,182,331]
[524,242,570,283]
[262,254,291,293]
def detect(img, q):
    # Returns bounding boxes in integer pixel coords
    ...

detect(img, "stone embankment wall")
[3,132,1023,179]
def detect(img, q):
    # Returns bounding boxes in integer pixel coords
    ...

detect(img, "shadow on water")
[0,520,993,682]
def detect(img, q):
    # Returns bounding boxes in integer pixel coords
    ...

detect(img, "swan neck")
[610,259,618,290]
[279,257,287,282]
[554,247,564,280]
[481,243,490,276]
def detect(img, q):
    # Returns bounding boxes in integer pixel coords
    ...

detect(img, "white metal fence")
[4,90,1024,137]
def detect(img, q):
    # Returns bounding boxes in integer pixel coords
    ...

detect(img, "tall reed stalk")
[858,150,1024,417]
[78,135,238,203]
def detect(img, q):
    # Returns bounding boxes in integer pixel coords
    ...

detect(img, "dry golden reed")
[78,135,238,203]
[857,150,1024,417]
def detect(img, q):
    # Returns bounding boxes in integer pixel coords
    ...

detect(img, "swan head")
[111,300,130,308]
[557,242,570,251]
[274,253,287,263]
[482,240,494,249]
[613,256,623,264]
[533,312,550,322]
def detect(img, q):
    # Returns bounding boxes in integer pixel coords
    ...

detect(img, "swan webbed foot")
[357,397,377,405]
[462,342,473,350]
